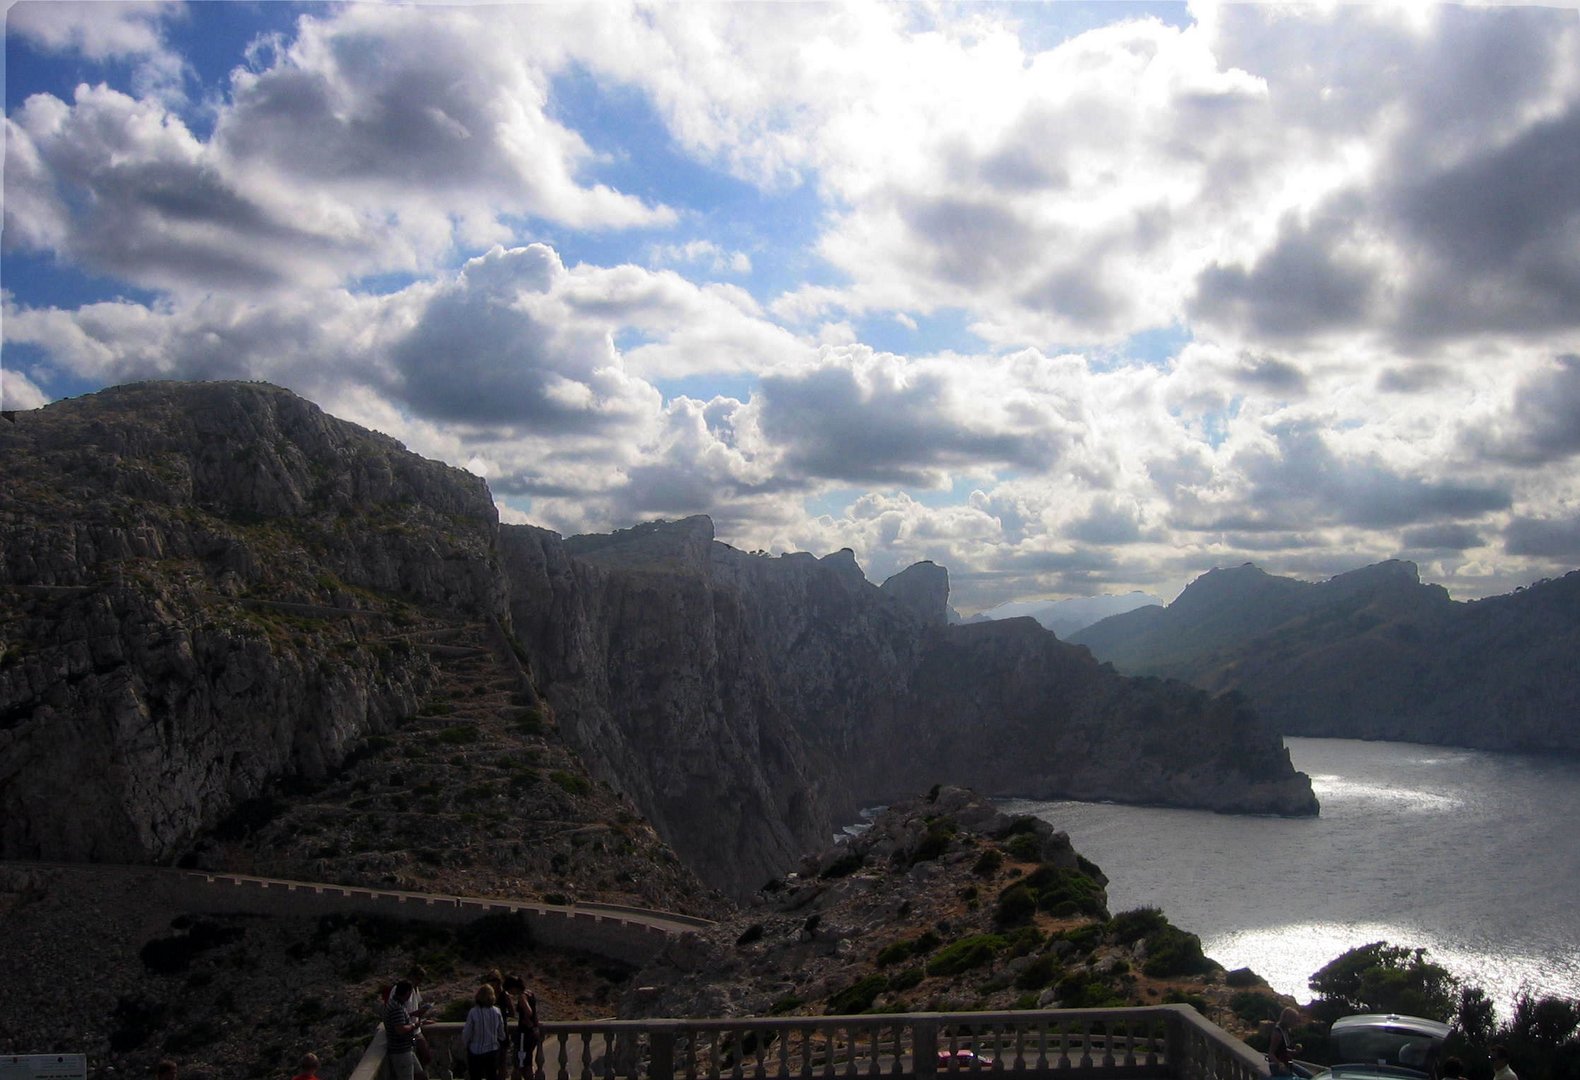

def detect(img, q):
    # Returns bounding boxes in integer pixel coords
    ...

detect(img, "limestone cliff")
[2,382,1316,900]
[502,518,1317,896]
[0,382,504,862]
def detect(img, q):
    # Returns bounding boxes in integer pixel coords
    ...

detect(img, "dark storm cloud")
[1504,513,1580,560]
[1400,523,1485,552]
[1066,500,1145,545]
[1389,104,1580,341]
[756,364,1057,485]
[1190,204,1377,340]
[1222,422,1511,530]
[1469,355,1580,466]
[1376,365,1453,394]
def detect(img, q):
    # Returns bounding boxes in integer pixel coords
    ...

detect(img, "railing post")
[650,1024,678,1080]
[1165,1010,1191,1080]
[914,1017,938,1080]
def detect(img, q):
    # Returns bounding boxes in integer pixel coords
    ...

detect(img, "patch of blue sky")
[652,373,760,406]
[5,26,111,110]
[804,486,870,520]
[164,2,320,137]
[1,341,98,403]
[853,307,987,358]
[1086,323,1193,371]
[2,250,161,312]
[971,1,1193,53]
[345,269,425,298]
[803,475,982,520]
[544,62,840,305]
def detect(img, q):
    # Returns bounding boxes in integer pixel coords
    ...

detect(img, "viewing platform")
[351,1006,1266,1080]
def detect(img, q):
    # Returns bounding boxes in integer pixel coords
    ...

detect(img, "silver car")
[1298,1014,1453,1080]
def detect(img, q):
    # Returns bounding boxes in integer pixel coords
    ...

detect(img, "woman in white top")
[461,983,507,1080]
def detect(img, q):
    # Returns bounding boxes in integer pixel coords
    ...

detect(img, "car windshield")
[1333,1028,1442,1072]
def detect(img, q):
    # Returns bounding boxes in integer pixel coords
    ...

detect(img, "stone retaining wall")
[3,863,701,965]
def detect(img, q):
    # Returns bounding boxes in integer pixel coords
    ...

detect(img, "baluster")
[799,1026,813,1080]
[731,1029,745,1080]
[555,1030,570,1080]
[776,1024,790,1080]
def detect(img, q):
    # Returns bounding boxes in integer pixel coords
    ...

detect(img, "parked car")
[1296,1014,1452,1080]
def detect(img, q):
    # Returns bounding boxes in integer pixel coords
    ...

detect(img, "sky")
[3,1,1579,614]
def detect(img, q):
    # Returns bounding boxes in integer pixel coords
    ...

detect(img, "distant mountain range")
[1069,560,1580,753]
[964,591,1164,638]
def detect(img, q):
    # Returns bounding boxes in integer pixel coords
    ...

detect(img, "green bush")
[820,851,865,879]
[549,770,591,796]
[876,940,916,967]
[889,967,924,992]
[1231,991,1284,1024]
[1015,954,1062,991]
[1005,833,1041,861]
[926,934,1005,977]
[827,974,889,1014]
[1226,968,1259,988]
[1141,925,1216,978]
[994,884,1038,927]
[1109,907,1169,944]
[972,850,1004,877]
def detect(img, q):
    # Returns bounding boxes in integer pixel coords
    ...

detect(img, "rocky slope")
[3,381,1312,904]
[503,519,1316,896]
[622,787,1292,1039]
[1070,561,1580,751]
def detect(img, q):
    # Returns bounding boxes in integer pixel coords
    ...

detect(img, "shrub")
[926,934,1005,977]
[994,884,1038,927]
[972,850,1004,877]
[876,940,916,967]
[140,920,245,974]
[1141,925,1216,978]
[1231,991,1284,1024]
[889,967,924,992]
[827,974,889,1014]
[1109,907,1169,945]
[549,770,591,796]
[436,725,478,745]
[1005,833,1041,862]
[736,924,765,946]
[1015,954,1061,991]
[1226,968,1259,988]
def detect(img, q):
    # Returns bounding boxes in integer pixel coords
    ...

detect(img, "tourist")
[409,965,433,1080]
[1491,1045,1518,1080]
[462,983,508,1080]
[1267,1008,1303,1076]
[503,973,541,1080]
[291,1052,320,1080]
[385,980,422,1080]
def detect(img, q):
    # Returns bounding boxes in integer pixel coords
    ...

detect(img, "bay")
[1000,737,1580,1018]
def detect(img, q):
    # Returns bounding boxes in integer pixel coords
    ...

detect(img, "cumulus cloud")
[1468,354,1580,466]
[3,5,673,295]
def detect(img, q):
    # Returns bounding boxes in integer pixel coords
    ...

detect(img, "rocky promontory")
[2,382,1314,901]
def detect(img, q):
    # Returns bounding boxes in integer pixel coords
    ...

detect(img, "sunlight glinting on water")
[1306,774,1464,812]
[1204,923,1575,1020]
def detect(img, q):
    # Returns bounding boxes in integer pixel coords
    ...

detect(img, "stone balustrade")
[351,1006,1267,1080]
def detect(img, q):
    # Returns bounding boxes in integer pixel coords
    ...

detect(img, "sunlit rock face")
[1,381,1315,897]
[0,382,504,864]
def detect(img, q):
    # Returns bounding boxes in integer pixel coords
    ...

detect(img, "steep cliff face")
[0,382,505,862]
[1072,560,1580,752]
[3,382,1316,899]
[503,518,1316,896]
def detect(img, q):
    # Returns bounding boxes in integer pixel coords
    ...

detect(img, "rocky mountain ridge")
[1070,560,1580,751]
[3,381,1312,903]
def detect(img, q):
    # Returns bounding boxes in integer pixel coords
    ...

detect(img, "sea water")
[1000,737,1580,1019]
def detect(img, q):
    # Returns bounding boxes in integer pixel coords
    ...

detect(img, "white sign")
[0,1056,88,1080]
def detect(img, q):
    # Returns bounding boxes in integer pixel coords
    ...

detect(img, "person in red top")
[291,1052,320,1080]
